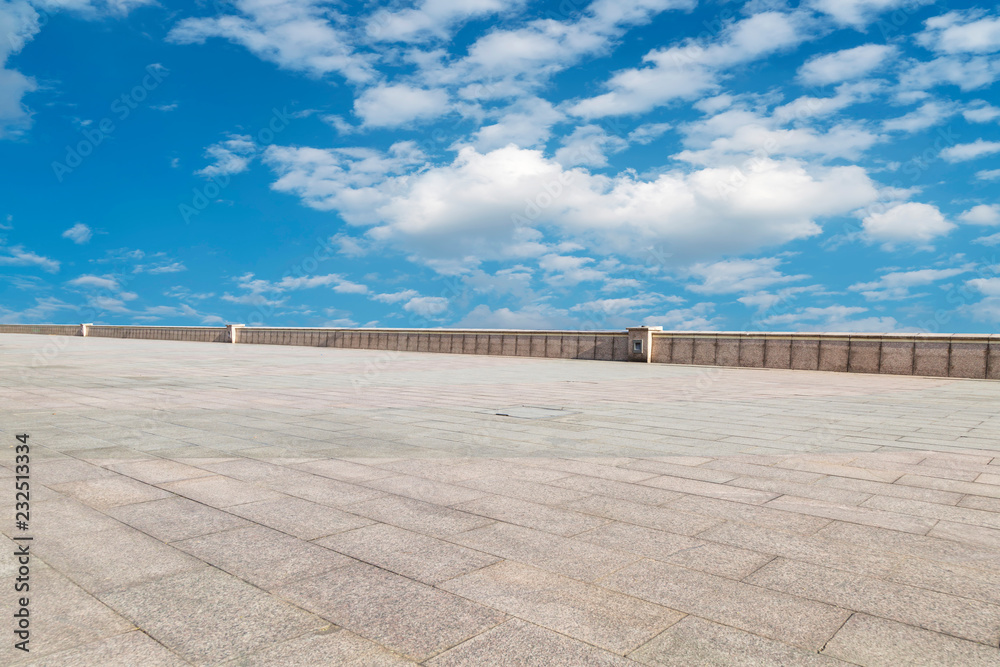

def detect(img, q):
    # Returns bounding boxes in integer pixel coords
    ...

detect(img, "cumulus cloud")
[569,11,808,118]
[403,295,448,317]
[457,303,575,329]
[366,0,523,43]
[168,0,373,82]
[959,204,1000,225]
[798,44,896,86]
[686,257,809,294]
[917,11,1000,55]
[0,245,59,272]
[197,135,258,177]
[862,202,954,246]
[760,304,903,332]
[353,84,450,127]
[0,1,41,138]
[62,222,92,244]
[265,144,880,269]
[941,139,1000,162]
[809,0,934,28]
[849,267,969,300]
[471,97,563,152]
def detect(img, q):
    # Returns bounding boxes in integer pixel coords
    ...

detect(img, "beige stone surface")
[2,333,999,665]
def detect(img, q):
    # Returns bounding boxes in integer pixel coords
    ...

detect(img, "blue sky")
[2,0,999,332]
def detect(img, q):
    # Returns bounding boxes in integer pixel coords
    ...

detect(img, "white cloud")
[371,289,418,304]
[553,124,628,168]
[366,0,522,43]
[976,169,1000,180]
[628,122,672,145]
[0,245,59,272]
[569,11,807,118]
[797,44,896,86]
[68,274,118,290]
[686,257,809,294]
[198,135,258,177]
[862,202,954,246]
[809,0,933,28]
[655,302,718,330]
[265,144,880,269]
[353,84,450,127]
[403,295,448,317]
[968,276,1000,297]
[0,1,41,139]
[61,222,92,244]
[760,304,903,332]
[457,303,575,329]
[168,0,373,82]
[881,101,956,133]
[918,11,1000,55]
[963,100,1000,123]
[470,97,563,152]
[146,262,187,274]
[849,267,969,300]
[959,204,1000,225]
[941,139,1000,162]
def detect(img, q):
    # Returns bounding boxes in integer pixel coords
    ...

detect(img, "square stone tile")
[451,522,640,582]
[601,559,849,651]
[277,561,506,661]
[441,560,683,654]
[22,631,189,667]
[219,626,417,666]
[49,475,173,510]
[159,475,285,508]
[107,496,252,542]
[105,458,215,484]
[34,526,204,594]
[822,613,1000,667]
[100,568,324,666]
[747,557,1000,645]
[174,525,353,588]
[427,619,636,667]
[454,494,608,537]
[630,615,848,666]
[316,523,497,585]
[0,563,133,666]
[228,496,373,540]
[580,522,772,579]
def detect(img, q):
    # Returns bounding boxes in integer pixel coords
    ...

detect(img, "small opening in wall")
[633,340,643,353]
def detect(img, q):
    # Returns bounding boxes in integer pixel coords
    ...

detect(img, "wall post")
[627,326,661,362]
[226,323,245,343]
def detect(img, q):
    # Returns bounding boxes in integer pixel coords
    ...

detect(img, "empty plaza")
[3,333,1000,666]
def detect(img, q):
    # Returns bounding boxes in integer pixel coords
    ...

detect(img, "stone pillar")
[226,323,245,343]
[627,326,661,362]
[79,323,92,337]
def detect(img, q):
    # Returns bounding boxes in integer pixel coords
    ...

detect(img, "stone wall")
[1,324,996,378]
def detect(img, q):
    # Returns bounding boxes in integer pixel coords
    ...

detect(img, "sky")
[1,0,999,333]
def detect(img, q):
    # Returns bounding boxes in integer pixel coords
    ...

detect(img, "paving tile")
[31,458,117,485]
[48,475,173,509]
[530,457,659,483]
[726,476,872,505]
[928,520,1000,550]
[107,496,252,542]
[816,521,1000,572]
[363,475,487,506]
[547,474,684,505]
[344,494,494,538]
[292,458,395,482]
[34,526,204,594]
[101,568,323,666]
[0,563,133,666]
[600,559,850,650]
[580,521,773,579]
[427,619,637,667]
[702,459,827,484]
[747,558,1000,645]
[895,473,1000,499]
[105,458,215,484]
[629,615,848,666]
[316,523,497,584]
[814,474,963,504]
[219,626,418,666]
[624,459,739,483]
[265,470,388,506]
[442,560,682,654]
[563,494,721,536]
[764,495,937,534]
[451,522,640,582]
[822,614,1000,667]
[640,475,779,504]
[174,525,353,588]
[228,496,373,540]
[666,494,832,534]
[454,494,609,536]
[277,561,506,661]
[22,631,189,667]
[862,494,1000,530]
[159,475,285,508]
[458,476,591,505]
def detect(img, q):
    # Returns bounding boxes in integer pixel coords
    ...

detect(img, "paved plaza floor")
[3,333,1000,665]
